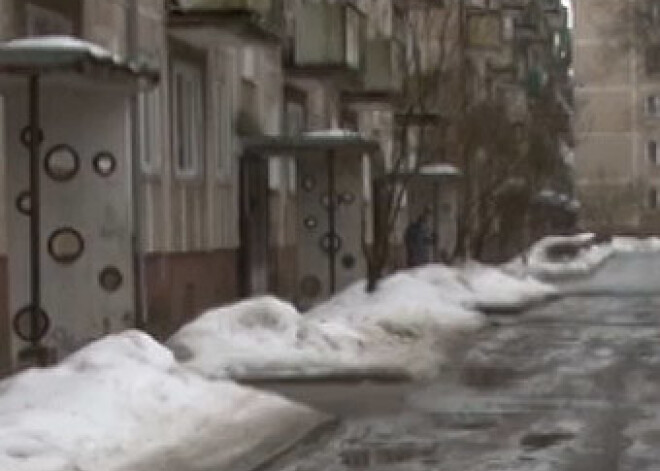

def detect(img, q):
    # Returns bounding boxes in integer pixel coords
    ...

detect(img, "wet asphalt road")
[259,253,660,471]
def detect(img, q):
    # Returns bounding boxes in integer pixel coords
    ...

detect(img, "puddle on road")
[340,441,437,468]
[461,363,518,389]
[520,431,576,450]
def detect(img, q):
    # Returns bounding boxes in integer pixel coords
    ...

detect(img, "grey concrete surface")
[261,254,660,471]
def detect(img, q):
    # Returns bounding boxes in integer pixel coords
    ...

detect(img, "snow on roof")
[0,36,116,61]
[419,163,461,177]
[304,128,364,139]
[0,36,159,85]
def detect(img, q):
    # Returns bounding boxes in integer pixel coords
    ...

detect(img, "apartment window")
[503,16,514,41]
[649,187,659,209]
[345,7,361,69]
[649,140,659,165]
[647,95,660,117]
[139,89,162,173]
[646,45,660,75]
[171,59,204,177]
[651,1,660,24]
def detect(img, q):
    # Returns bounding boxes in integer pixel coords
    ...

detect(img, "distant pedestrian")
[405,210,434,267]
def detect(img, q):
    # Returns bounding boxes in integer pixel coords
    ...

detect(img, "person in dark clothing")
[405,210,434,267]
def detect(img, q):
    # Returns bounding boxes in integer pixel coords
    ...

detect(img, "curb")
[247,416,340,471]
[236,367,413,384]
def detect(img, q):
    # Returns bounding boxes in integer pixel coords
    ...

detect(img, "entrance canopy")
[392,163,462,182]
[243,129,384,172]
[0,36,159,91]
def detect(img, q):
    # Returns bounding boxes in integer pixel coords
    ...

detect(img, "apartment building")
[573,0,660,234]
[0,0,573,373]
[0,0,406,373]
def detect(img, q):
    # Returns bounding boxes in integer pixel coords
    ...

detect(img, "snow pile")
[171,264,554,380]
[510,233,613,279]
[0,331,327,471]
[168,296,368,379]
[512,234,660,280]
[460,263,557,311]
[611,236,660,253]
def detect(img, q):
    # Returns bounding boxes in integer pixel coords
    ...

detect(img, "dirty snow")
[0,330,328,471]
[170,264,554,380]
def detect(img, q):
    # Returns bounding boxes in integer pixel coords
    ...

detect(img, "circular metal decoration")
[339,191,356,205]
[320,232,342,254]
[320,193,340,209]
[341,253,357,269]
[92,151,117,177]
[20,126,44,147]
[300,275,322,298]
[48,227,84,264]
[44,144,80,182]
[99,266,123,292]
[303,215,318,230]
[13,305,50,343]
[15,190,32,216]
[302,175,316,192]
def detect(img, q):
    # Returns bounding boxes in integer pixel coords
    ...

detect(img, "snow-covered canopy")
[0,36,159,87]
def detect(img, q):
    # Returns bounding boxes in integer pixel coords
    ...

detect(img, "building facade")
[0,0,574,374]
[573,0,660,234]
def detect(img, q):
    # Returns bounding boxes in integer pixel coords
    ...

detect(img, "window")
[646,45,660,75]
[345,7,361,69]
[647,95,660,117]
[503,16,515,41]
[649,139,658,165]
[649,187,659,209]
[139,89,162,173]
[171,59,204,177]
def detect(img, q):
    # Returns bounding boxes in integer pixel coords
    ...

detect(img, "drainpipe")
[126,1,147,330]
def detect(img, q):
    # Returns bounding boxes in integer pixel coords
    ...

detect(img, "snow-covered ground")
[0,331,329,471]
[168,264,554,380]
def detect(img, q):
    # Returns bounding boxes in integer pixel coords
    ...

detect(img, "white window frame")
[139,88,162,174]
[171,59,204,179]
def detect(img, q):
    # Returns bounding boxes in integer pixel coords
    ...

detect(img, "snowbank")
[460,263,557,311]
[170,264,554,380]
[511,234,660,280]
[0,331,328,471]
[611,236,660,253]
[168,296,369,379]
[508,233,613,279]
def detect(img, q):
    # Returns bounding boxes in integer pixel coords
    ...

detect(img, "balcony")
[169,0,284,42]
[343,37,404,103]
[286,2,365,84]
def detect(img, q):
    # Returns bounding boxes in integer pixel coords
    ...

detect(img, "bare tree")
[363,0,572,290]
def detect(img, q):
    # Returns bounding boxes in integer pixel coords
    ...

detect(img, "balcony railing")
[287,2,365,79]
